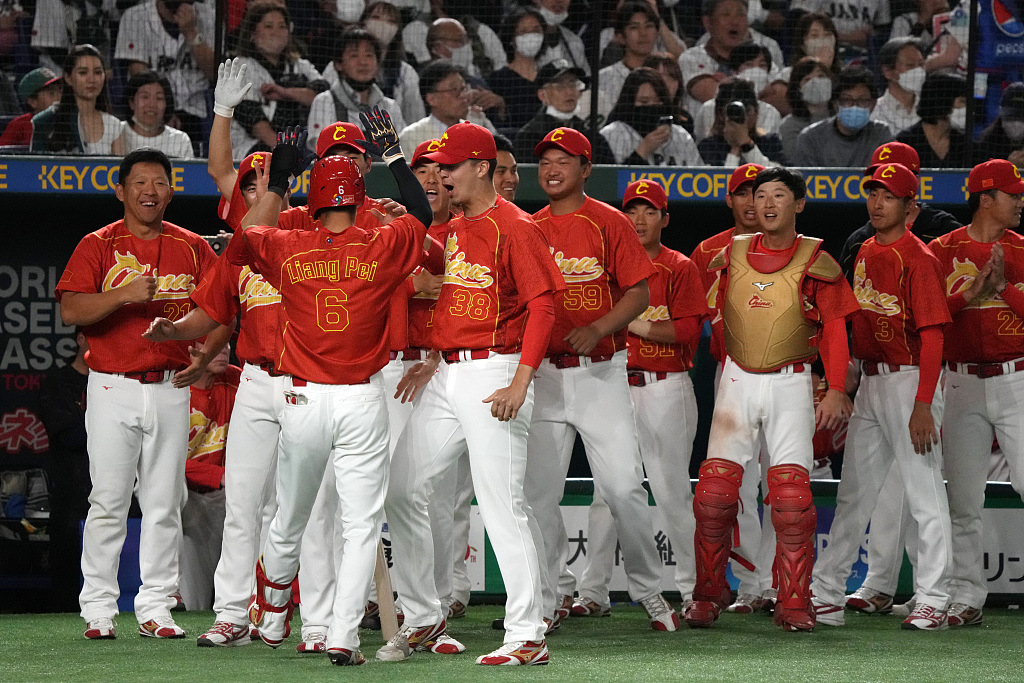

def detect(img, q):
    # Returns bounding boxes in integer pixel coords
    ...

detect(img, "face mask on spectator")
[950,106,966,131]
[336,0,365,23]
[538,6,568,25]
[365,19,398,46]
[1004,119,1024,142]
[255,32,289,57]
[837,105,870,131]
[515,32,544,58]
[804,35,835,55]
[450,43,473,69]
[898,66,926,95]
[738,67,769,95]
[800,77,832,105]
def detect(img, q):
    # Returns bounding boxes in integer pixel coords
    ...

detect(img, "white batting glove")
[213,58,252,118]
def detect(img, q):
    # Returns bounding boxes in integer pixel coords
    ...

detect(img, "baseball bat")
[375,540,400,641]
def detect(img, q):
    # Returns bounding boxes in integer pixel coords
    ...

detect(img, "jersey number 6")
[316,288,350,331]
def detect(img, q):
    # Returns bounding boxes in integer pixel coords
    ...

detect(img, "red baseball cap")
[968,158,1024,194]
[534,127,592,160]
[865,142,920,175]
[218,151,272,230]
[864,162,918,199]
[622,179,668,211]
[316,122,369,158]
[411,139,442,167]
[728,163,765,194]
[422,122,497,165]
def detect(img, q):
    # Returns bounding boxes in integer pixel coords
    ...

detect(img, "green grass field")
[3,605,1023,682]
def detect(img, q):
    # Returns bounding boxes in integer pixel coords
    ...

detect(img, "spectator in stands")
[598,0,686,67]
[424,18,507,120]
[0,68,62,147]
[600,66,704,165]
[362,1,425,124]
[778,57,835,163]
[790,13,842,74]
[643,53,695,136]
[406,8,505,78]
[974,83,1024,168]
[896,72,966,168]
[890,0,948,44]
[727,39,787,117]
[31,44,125,155]
[598,1,662,118]
[514,59,615,163]
[399,61,494,157]
[122,71,195,158]
[790,0,891,48]
[31,0,117,74]
[874,37,926,135]
[698,78,784,166]
[115,0,217,147]
[229,1,328,161]
[792,65,893,166]
[307,28,405,147]
[300,0,365,69]
[692,45,783,141]
[678,0,784,115]
[533,0,590,75]
[488,7,547,133]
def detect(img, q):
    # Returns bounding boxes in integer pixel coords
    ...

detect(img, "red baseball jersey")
[276,196,388,232]
[851,230,951,364]
[431,197,564,353]
[627,246,706,372]
[534,197,656,357]
[407,220,453,350]
[929,227,1024,363]
[186,364,241,491]
[55,220,216,373]
[231,214,428,384]
[691,227,741,364]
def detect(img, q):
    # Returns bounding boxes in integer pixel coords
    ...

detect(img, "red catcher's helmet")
[307,156,365,219]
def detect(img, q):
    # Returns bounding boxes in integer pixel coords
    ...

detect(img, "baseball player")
[811,162,953,631]
[572,179,706,617]
[493,133,520,202]
[840,143,960,618]
[523,127,678,632]
[928,159,1024,628]
[690,163,780,615]
[235,112,435,666]
[56,149,218,640]
[382,121,564,666]
[685,167,859,632]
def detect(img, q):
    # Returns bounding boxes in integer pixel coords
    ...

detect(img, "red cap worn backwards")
[968,158,1024,194]
[316,121,369,158]
[534,127,592,160]
[728,163,765,194]
[422,122,497,165]
[411,139,442,167]
[865,142,920,175]
[622,179,668,211]
[218,151,271,230]
[864,162,918,199]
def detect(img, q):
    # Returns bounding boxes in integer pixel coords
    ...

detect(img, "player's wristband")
[213,103,234,118]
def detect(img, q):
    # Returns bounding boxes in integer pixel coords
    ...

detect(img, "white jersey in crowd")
[599,120,704,166]
[537,26,591,76]
[80,112,125,155]
[873,89,919,136]
[32,0,120,60]
[693,99,782,142]
[306,80,406,154]
[114,0,216,119]
[318,67,415,135]
[789,0,892,35]
[402,19,506,78]
[399,112,495,161]
[122,124,195,158]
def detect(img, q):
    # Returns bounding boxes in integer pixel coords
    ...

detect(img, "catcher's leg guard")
[691,458,743,606]
[767,465,816,631]
[248,556,296,648]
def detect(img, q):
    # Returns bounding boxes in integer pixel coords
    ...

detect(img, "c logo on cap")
[551,129,565,142]
[251,153,265,166]
[745,165,758,178]
[878,146,891,160]
[427,140,441,151]
[332,126,347,141]
[1015,166,1021,180]
[881,165,896,178]
[636,181,649,194]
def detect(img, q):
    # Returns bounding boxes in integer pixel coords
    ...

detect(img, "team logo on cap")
[333,126,349,140]
[551,128,565,141]
[878,146,892,161]
[427,139,442,152]
[881,165,896,178]
[251,153,266,167]
[635,181,650,194]
[853,261,900,315]
[1015,166,1022,180]
[745,165,759,178]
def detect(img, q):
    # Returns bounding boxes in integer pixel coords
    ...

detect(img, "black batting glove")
[359,106,403,164]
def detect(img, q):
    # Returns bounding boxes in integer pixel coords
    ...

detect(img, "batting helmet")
[307,156,365,219]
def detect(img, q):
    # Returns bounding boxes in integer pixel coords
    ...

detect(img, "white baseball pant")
[386,353,546,643]
[811,366,951,610]
[856,469,919,597]
[80,371,188,622]
[180,488,226,610]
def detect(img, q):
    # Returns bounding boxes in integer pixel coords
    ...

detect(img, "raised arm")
[208,59,253,199]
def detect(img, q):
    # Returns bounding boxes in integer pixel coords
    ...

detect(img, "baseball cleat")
[139,616,186,638]
[891,596,916,618]
[641,594,680,631]
[811,598,845,626]
[776,605,816,631]
[491,616,506,630]
[170,591,186,612]
[947,603,984,627]
[727,593,767,614]
[328,648,366,666]
[197,621,250,647]
[84,617,116,640]
[296,629,327,653]
[446,598,467,619]
[570,597,611,617]
[360,601,381,630]
[248,625,260,641]
[683,600,721,628]
[476,640,549,666]
[901,603,948,630]
[846,587,894,614]
[555,594,573,622]
[376,619,464,661]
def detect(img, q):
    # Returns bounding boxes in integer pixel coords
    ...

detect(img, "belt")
[548,353,614,369]
[947,359,1024,378]
[258,362,286,377]
[402,348,424,361]
[291,377,370,387]
[765,362,807,374]
[389,350,400,361]
[119,370,171,384]
[627,370,669,387]
[443,349,491,364]
[862,361,914,376]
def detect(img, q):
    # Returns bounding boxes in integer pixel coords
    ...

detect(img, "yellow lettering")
[69,164,87,190]
[0,163,6,189]
[823,174,841,199]
[919,175,932,201]
[845,174,865,199]
[713,173,728,197]
[59,165,73,190]
[172,166,184,192]
[90,165,106,190]
[813,175,829,199]
[693,173,712,198]
[676,173,693,198]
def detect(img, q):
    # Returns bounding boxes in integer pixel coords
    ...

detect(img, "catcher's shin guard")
[248,556,296,648]
[691,458,743,606]
[767,465,816,630]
